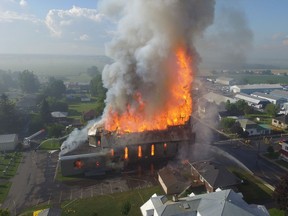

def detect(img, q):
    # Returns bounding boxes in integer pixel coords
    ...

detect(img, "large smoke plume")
[99,0,215,122]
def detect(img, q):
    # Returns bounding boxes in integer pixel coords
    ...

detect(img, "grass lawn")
[68,98,101,119]
[0,152,22,202]
[61,186,163,216]
[229,168,273,204]
[269,208,285,216]
[39,138,61,150]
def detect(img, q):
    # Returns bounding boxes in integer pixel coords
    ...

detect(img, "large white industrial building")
[230,84,283,94]
[0,134,18,151]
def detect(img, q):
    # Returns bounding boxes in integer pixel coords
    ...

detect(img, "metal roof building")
[235,93,269,107]
[230,84,283,94]
[140,189,269,216]
[0,134,18,151]
[270,90,288,100]
[202,92,236,105]
[251,92,287,105]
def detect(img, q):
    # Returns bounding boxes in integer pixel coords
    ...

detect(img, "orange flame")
[111,148,114,157]
[138,145,142,158]
[124,147,129,160]
[105,45,193,133]
[151,144,155,156]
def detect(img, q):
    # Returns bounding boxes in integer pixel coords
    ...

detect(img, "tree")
[47,97,68,112]
[121,201,131,216]
[265,103,280,117]
[47,124,64,138]
[273,174,288,216]
[18,70,40,93]
[39,98,51,124]
[87,66,100,77]
[0,94,22,133]
[220,118,236,131]
[90,74,106,98]
[43,77,66,99]
[0,208,10,216]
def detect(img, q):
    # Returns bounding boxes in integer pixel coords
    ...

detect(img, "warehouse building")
[230,84,283,94]
[251,92,287,106]
[0,134,18,151]
[215,77,235,86]
[202,92,236,106]
[270,90,288,100]
[234,93,270,109]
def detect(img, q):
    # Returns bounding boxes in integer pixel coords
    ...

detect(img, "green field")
[68,97,104,120]
[61,186,163,216]
[39,138,61,150]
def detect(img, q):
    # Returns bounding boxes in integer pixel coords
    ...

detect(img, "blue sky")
[0,0,287,65]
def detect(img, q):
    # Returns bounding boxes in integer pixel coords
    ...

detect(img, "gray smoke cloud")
[98,0,215,120]
[198,6,253,69]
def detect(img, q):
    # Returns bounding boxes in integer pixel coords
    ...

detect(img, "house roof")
[202,92,236,105]
[274,115,288,124]
[0,134,17,144]
[158,167,178,188]
[192,161,241,189]
[51,111,68,118]
[238,119,257,130]
[141,189,269,216]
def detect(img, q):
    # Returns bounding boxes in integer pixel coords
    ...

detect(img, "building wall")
[0,135,18,151]
[272,119,288,129]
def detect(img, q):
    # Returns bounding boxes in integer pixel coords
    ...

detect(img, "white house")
[279,140,288,162]
[0,134,18,151]
[140,189,269,216]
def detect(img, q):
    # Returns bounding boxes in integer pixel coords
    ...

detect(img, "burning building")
[59,0,215,176]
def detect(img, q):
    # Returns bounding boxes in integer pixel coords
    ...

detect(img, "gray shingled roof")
[145,189,269,216]
[192,161,241,189]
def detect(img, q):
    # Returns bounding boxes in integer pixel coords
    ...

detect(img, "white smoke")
[60,118,101,156]
[98,0,215,120]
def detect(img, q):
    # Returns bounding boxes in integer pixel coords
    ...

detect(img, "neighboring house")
[158,167,189,195]
[230,84,283,94]
[234,93,270,109]
[279,140,288,162]
[238,119,271,136]
[197,98,218,119]
[272,115,288,130]
[215,77,235,86]
[0,134,18,151]
[191,161,241,193]
[218,111,241,121]
[51,111,68,124]
[140,189,269,216]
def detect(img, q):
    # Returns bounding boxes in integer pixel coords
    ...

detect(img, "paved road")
[2,150,158,215]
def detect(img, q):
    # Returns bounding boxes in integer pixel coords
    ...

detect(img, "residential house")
[279,140,288,162]
[0,134,18,151]
[140,189,269,216]
[190,161,241,193]
[238,119,271,136]
[272,115,288,130]
[51,111,68,125]
[158,167,190,195]
[83,109,96,121]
